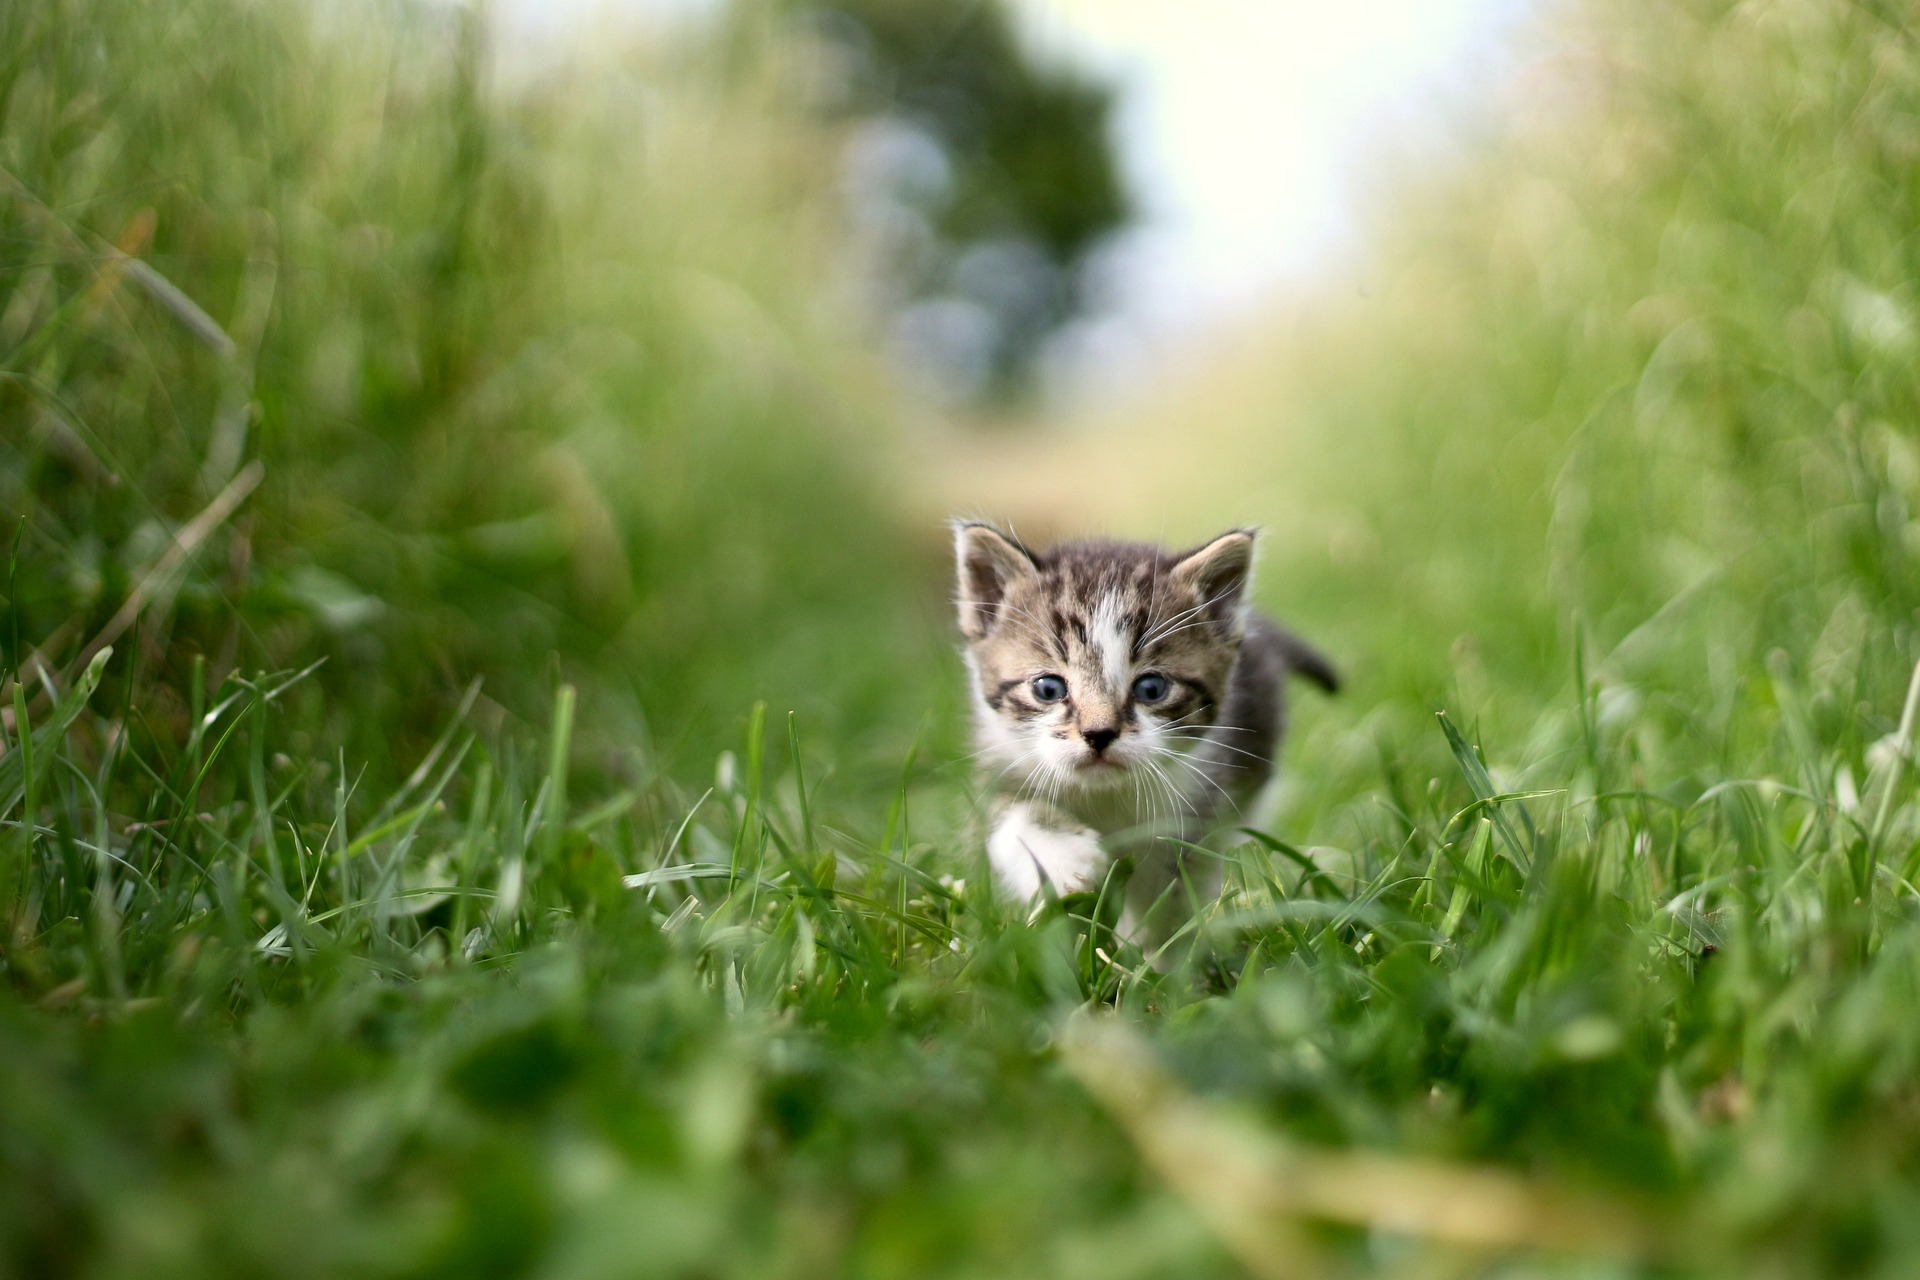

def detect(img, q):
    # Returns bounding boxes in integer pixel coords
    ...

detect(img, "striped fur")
[954,521,1337,953]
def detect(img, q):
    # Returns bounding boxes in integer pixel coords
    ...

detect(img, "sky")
[501,0,1534,392]
[1005,0,1533,389]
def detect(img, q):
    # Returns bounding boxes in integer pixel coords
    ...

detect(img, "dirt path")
[898,325,1322,554]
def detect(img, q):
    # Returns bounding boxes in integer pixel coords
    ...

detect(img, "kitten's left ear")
[1171,529,1257,634]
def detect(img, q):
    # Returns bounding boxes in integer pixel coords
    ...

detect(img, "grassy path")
[11,0,1920,1276]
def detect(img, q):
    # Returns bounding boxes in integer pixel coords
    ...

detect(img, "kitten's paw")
[988,805,1111,902]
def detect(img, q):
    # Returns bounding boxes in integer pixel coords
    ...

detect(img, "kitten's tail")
[1274,628,1341,695]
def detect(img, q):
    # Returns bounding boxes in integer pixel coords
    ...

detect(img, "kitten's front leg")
[987,802,1111,902]
[1118,836,1222,967]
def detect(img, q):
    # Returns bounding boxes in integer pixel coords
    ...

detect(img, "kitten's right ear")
[953,521,1038,640]
[1171,528,1257,636]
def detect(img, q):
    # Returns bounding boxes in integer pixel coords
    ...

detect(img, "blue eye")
[1132,674,1171,704]
[1031,675,1068,704]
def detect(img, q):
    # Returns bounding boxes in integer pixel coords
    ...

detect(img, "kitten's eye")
[1132,673,1171,704]
[1031,675,1069,704]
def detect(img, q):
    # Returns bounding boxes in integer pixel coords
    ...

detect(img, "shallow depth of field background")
[8,1,1920,1276]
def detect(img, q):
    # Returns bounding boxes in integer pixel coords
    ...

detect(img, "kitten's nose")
[1081,727,1119,755]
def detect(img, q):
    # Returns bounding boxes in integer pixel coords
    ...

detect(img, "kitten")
[954,521,1338,953]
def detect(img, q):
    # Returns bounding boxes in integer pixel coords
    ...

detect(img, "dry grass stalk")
[1062,1013,1670,1274]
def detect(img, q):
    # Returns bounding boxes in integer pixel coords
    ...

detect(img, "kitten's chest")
[1059,779,1200,841]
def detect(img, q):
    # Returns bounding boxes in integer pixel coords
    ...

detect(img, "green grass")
[9,0,1920,1276]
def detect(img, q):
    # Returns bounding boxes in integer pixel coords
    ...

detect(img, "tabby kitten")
[954,521,1337,950]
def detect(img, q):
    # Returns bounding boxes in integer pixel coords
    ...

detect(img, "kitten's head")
[954,521,1255,797]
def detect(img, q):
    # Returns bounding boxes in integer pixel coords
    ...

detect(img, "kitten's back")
[1210,615,1340,803]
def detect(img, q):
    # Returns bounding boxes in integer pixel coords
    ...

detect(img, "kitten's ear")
[1171,529,1257,634]
[953,521,1038,640]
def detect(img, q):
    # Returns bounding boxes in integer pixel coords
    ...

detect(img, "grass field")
[8,0,1920,1276]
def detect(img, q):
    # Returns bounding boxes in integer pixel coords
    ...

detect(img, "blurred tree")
[779,0,1130,403]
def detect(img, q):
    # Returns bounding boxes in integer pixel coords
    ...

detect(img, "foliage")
[777,0,1130,400]
[7,0,1920,1277]
[0,0,936,784]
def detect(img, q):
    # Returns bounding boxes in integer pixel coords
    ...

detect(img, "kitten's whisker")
[1161,704,1253,732]
[1139,583,1241,649]
[1140,593,1220,645]
[1140,755,1169,831]
[1141,614,1232,648]
[958,740,1019,765]
[1157,733,1268,763]
[1160,770,1196,821]
[1133,558,1167,662]
[1157,730,1261,752]
[1158,708,1229,731]
[1141,755,1197,817]
[988,744,1052,806]
[1135,764,1161,834]
[1156,747,1234,808]
[987,741,1044,778]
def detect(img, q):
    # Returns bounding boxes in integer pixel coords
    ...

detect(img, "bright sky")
[502,0,1533,389]
[1008,0,1531,359]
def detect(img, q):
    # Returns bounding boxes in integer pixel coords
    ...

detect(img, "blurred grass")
[12,0,1920,1277]
[0,0,949,784]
